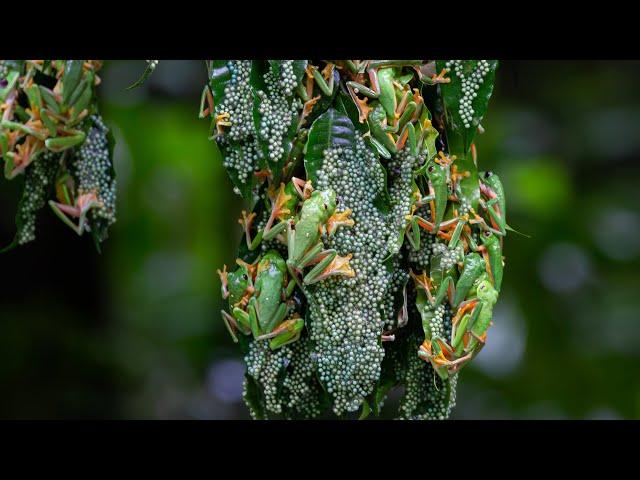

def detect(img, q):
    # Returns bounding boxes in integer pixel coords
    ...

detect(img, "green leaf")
[243,373,267,420]
[335,90,368,135]
[304,108,355,184]
[268,60,307,97]
[208,60,234,103]
[252,61,305,185]
[126,60,158,90]
[436,60,499,154]
[1,152,59,253]
[358,399,372,420]
[217,140,258,202]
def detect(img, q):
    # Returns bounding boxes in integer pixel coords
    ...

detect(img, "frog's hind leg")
[303,250,355,285]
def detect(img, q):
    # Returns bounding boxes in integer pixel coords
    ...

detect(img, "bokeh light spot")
[537,243,592,293]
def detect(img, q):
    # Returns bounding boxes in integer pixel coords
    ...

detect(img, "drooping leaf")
[252,61,305,184]
[436,60,499,154]
[1,152,59,253]
[304,108,355,184]
[335,90,368,135]
[126,60,158,90]
[243,373,267,420]
[208,60,234,102]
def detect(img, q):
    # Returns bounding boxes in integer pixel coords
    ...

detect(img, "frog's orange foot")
[431,68,451,84]
[410,269,432,294]
[436,150,456,167]
[326,209,354,235]
[354,95,372,123]
[300,95,321,126]
[254,169,272,181]
[215,112,231,135]
[321,63,335,81]
[451,299,478,327]
[217,265,229,299]
[238,210,256,232]
[316,254,355,282]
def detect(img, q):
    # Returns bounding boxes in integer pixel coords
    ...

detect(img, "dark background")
[0,60,638,419]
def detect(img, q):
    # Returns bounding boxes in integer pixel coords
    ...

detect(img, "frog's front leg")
[433,275,455,307]
[415,61,451,85]
[346,67,380,122]
[48,193,101,236]
[221,310,240,343]
[478,197,507,236]
[291,176,313,200]
[412,213,458,241]
[404,212,422,251]
[238,210,263,251]
[217,265,230,299]
[199,85,215,119]
[306,63,336,97]
[262,183,296,240]
[368,105,397,155]
[447,213,472,250]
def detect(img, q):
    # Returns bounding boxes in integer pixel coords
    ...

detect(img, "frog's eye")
[483,230,492,238]
[484,171,493,179]
[242,274,248,280]
[428,165,435,173]
[479,284,486,291]
[323,203,328,210]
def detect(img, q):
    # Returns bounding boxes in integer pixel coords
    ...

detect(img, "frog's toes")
[326,208,354,235]
[431,68,451,84]
[307,253,355,284]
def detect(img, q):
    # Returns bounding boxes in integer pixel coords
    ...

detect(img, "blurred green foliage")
[0,60,638,419]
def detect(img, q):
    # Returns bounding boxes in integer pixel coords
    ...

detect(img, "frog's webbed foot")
[446,351,474,375]
[411,269,434,297]
[291,176,313,199]
[221,310,239,343]
[254,169,272,182]
[326,208,354,236]
[49,200,83,235]
[217,265,230,299]
[48,192,100,235]
[321,63,335,84]
[450,164,470,185]
[303,251,355,285]
[215,112,231,136]
[346,78,375,123]
[238,210,259,250]
[299,94,321,128]
[264,183,293,236]
[431,68,451,85]
[436,151,456,168]
[418,339,451,379]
